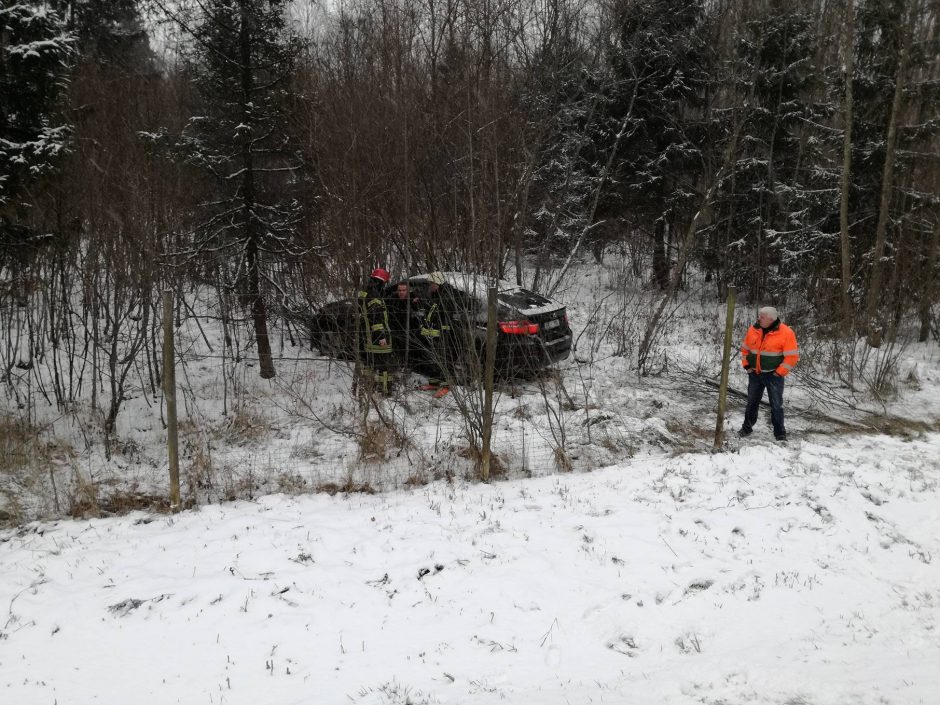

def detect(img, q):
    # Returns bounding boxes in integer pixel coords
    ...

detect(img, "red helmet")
[370,267,391,283]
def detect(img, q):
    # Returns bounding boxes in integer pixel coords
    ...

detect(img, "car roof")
[407,272,522,296]
[407,272,563,316]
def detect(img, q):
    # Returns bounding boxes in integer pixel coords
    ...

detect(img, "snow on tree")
[523,0,715,290]
[0,2,74,232]
[602,0,715,290]
[851,0,938,337]
[49,0,151,66]
[524,47,612,265]
[706,7,836,303]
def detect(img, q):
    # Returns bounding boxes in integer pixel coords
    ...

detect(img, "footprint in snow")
[685,579,714,595]
[608,635,639,657]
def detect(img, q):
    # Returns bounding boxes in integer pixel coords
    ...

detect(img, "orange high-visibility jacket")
[740,320,799,376]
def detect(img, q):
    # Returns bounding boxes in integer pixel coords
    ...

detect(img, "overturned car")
[310,272,572,377]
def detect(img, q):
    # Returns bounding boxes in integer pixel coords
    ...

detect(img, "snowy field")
[2,430,938,704]
[2,259,939,703]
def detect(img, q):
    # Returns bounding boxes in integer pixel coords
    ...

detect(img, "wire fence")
[4,269,899,523]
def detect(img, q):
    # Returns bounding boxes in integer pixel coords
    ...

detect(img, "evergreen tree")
[525,0,714,288]
[0,2,74,253]
[51,0,151,67]
[168,0,304,379]
[850,0,938,330]
[708,6,834,302]
[852,0,909,211]
[603,0,715,289]
[525,46,611,264]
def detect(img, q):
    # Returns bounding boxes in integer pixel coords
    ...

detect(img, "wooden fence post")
[713,285,738,450]
[163,291,181,509]
[481,285,498,481]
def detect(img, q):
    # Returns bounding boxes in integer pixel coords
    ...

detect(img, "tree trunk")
[919,216,940,342]
[865,2,913,345]
[240,1,275,379]
[839,0,855,335]
[652,215,669,290]
[247,237,276,379]
[512,146,542,287]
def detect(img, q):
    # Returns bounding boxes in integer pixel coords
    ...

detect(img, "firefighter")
[358,267,394,396]
[418,272,452,396]
[738,306,800,442]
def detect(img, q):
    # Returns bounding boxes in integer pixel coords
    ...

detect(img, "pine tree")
[163,0,304,379]
[51,0,151,67]
[0,2,74,245]
[851,0,937,336]
[524,0,714,289]
[525,52,611,265]
[708,5,834,302]
[603,0,715,289]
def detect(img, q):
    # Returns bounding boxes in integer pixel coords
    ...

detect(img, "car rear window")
[498,288,552,310]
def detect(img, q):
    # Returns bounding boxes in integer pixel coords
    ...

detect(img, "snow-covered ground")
[2,257,939,703]
[2,430,938,704]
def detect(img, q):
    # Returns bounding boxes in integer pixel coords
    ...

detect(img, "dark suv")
[310,272,572,376]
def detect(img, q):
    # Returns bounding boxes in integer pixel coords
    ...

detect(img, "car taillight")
[499,320,539,335]
[563,312,569,325]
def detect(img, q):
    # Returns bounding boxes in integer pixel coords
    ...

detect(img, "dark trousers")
[363,351,393,395]
[742,372,786,438]
[416,336,452,386]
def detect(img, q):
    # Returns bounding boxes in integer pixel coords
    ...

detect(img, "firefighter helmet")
[370,267,391,283]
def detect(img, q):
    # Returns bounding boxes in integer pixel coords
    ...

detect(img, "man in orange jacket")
[738,306,799,442]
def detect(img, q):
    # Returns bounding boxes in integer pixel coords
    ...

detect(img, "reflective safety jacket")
[419,301,451,340]
[740,319,799,376]
[358,288,393,355]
